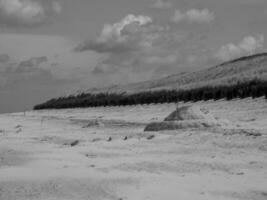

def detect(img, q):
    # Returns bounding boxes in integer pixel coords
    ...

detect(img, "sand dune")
[86,53,267,94]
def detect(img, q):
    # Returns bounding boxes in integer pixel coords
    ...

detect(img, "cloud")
[0,0,45,26]
[75,13,213,80]
[0,55,71,93]
[0,0,63,27]
[75,14,153,53]
[52,1,62,14]
[100,14,152,41]
[173,9,214,23]
[0,55,73,113]
[16,56,48,72]
[151,0,172,9]
[215,35,265,61]
[144,55,178,65]
[0,54,9,63]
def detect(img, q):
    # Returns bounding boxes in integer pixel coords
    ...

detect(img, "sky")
[0,0,266,113]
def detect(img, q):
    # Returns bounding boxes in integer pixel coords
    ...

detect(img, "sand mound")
[164,106,215,122]
[145,106,218,132]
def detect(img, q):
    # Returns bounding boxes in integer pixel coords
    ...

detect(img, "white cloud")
[215,35,265,61]
[0,0,45,26]
[52,1,62,14]
[151,0,172,9]
[75,13,212,79]
[172,10,184,22]
[173,9,214,23]
[76,14,153,52]
[100,14,152,42]
[0,0,63,27]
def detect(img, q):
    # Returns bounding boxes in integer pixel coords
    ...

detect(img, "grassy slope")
[86,53,267,94]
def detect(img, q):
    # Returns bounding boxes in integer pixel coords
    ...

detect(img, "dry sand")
[0,98,267,200]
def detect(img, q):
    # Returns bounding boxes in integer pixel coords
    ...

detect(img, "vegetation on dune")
[34,79,267,110]
[85,53,267,94]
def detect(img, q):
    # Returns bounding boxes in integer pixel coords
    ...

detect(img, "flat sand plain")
[0,98,267,200]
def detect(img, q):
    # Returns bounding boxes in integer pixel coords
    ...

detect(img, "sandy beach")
[0,98,267,200]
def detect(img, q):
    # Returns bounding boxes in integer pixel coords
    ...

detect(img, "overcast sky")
[0,0,266,113]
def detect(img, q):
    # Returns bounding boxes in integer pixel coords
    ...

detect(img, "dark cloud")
[16,56,48,72]
[0,54,77,113]
[75,38,138,54]
[0,56,68,90]
[0,65,71,113]
[92,63,121,75]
